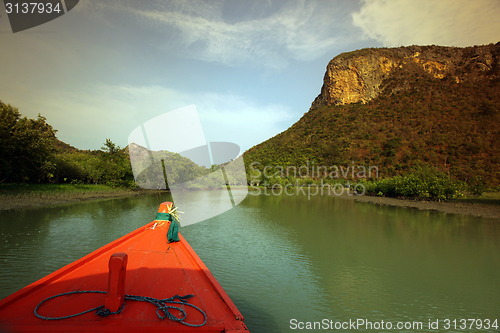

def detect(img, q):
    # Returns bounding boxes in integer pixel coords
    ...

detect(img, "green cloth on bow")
[155,212,180,243]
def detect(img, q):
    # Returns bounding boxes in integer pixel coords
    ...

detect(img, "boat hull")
[0,205,248,332]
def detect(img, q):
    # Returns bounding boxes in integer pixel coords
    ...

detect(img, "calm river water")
[1,191,499,332]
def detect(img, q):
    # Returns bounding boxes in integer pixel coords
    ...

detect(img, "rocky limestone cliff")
[311,43,499,108]
[244,43,499,186]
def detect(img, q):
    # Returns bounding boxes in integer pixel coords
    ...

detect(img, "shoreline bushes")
[361,169,466,200]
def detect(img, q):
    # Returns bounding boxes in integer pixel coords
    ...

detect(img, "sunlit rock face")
[311,43,499,108]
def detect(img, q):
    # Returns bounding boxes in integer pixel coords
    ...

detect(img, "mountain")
[127,143,245,190]
[244,43,499,186]
[127,142,208,189]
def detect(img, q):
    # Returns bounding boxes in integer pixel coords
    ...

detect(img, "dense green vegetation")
[360,168,467,200]
[0,102,57,183]
[1,101,135,187]
[54,138,134,187]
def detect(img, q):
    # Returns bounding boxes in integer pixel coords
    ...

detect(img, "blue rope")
[34,291,207,327]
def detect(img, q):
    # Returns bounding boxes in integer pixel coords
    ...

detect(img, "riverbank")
[0,184,160,211]
[350,193,500,219]
[2,184,499,219]
[250,186,499,219]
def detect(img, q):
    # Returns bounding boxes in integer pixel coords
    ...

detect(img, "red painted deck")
[0,203,249,332]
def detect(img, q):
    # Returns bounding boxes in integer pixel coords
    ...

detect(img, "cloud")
[113,86,294,153]
[28,83,293,152]
[122,0,344,69]
[352,0,500,47]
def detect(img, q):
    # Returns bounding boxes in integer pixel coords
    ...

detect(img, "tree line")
[0,101,134,187]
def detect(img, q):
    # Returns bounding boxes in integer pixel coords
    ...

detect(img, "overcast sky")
[1,0,498,152]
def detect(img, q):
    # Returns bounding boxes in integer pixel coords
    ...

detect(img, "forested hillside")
[244,44,499,192]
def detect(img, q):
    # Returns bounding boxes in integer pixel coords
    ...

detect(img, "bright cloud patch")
[352,0,500,47]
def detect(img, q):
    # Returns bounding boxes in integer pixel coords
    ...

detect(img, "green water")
[1,192,499,332]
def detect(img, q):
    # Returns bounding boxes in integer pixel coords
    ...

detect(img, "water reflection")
[0,192,499,333]
[182,201,329,332]
[239,193,500,330]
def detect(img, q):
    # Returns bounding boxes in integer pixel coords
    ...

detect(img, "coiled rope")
[34,291,207,327]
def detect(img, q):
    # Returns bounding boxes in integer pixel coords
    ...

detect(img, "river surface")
[1,191,499,332]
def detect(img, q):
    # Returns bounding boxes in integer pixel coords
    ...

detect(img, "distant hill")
[127,142,208,189]
[244,43,499,186]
